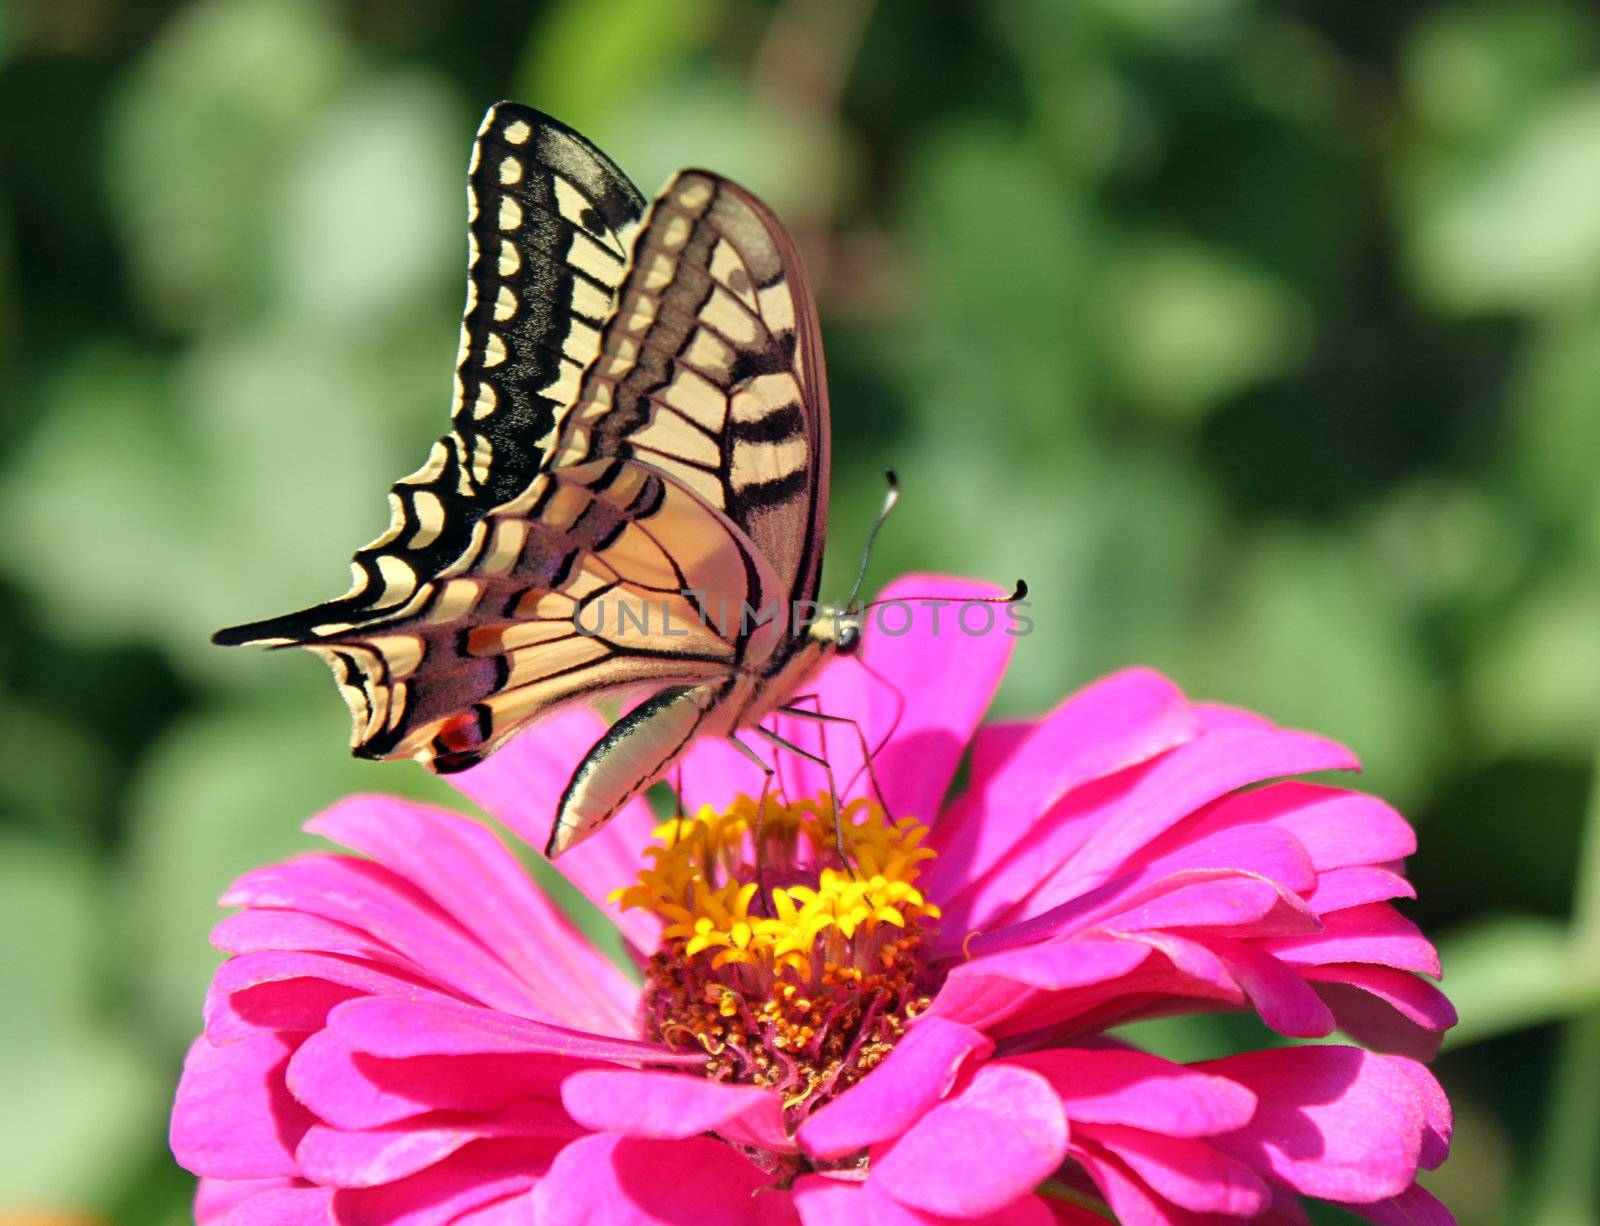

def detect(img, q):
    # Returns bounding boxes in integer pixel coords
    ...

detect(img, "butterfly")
[215,102,871,857]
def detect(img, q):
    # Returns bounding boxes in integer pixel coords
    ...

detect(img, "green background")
[2,0,1599,1221]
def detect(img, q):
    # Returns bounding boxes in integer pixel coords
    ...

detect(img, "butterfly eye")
[836,620,862,655]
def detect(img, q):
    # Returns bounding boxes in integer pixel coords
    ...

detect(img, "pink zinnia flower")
[172,576,1455,1224]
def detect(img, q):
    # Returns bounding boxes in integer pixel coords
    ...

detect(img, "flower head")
[172,576,1455,1224]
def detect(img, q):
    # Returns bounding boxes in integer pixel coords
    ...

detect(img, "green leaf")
[106,0,351,326]
[0,836,167,1207]
[1439,914,1600,1047]
[1103,231,1312,422]
[1181,530,1440,807]
[1510,309,1600,519]
[271,72,465,327]
[516,0,718,139]
[1466,568,1600,759]
[1404,0,1594,141]
[897,121,1095,448]
[1398,85,1600,315]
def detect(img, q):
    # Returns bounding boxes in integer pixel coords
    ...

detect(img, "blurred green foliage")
[2,0,1599,1221]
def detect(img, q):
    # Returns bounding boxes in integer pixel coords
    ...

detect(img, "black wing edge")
[212,102,649,652]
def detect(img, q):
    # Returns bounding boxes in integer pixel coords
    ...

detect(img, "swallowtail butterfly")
[215,103,860,855]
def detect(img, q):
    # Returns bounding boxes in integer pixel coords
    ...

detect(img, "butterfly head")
[835,614,863,655]
[809,604,863,656]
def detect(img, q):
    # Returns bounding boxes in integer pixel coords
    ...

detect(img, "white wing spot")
[484,332,507,367]
[472,435,494,485]
[676,176,714,210]
[499,197,524,231]
[499,157,523,186]
[409,490,446,548]
[503,119,532,144]
[374,554,418,606]
[499,239,521,277]
[474,383,498,419]
[553,178,590,227]
[661,214,691,250]
[494,285,517,321]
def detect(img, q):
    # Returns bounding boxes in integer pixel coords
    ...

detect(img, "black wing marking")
[547,171,831,610]
[215,103,648,646]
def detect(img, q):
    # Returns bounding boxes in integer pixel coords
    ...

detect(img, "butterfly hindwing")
[214,104,648,646]
[550,171,831,610]
[306,458,786,769]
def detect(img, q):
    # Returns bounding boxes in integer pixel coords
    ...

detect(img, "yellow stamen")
[615,794,941,1129]
[611,795,939,982]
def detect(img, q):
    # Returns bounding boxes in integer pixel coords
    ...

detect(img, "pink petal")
[1015,1048,1257,1138]
[1305,965,1457,1060]
[222,854,556,1021]
[967,720,1034,782]
[1196,782,1415,872]
[196,1177,302,1225]
[1261,904,1441,978]
[1195,702,1278,733]
[966,869,1315,961]
[286,1028,579,1130]
[1349,1182,1455,1226]
[288,995,695,1129]
[872,1063,1068,1218]
[325,995,692,1066]
[1200,1046,1424,1202]
[1063,726,1359,891]
[1191,936,1336,1037]
[329,1138,554,1225]
[1102,872,1317,937]
[793,1174,1058,1225]
[799,1017,995,1159]
[296,1100,582,1188]
[676,732,774,814]
[928,935,1152,1032]
[450,1194,534,1226]
[448,705,662,956]
[561,1069,791,1153]
[528,1134,799,1225]
[203,950,455,1045]
[1071,1146,1188,1226]
[1305,866,1414,914]
[942,726,1357,940]
[171,1034,313,1180]
[207,974,364,1046]
[929,668,1201,902]
[1075,1124,1269,1217]
[307,796,637,1035]
[1387,1057,1452,1170]
[1120,822,1319,900]
[224,1187,334,1225]
[823,574,1016,825]
[212,909,399,961]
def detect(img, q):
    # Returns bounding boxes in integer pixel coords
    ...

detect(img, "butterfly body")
[216,103,849,855]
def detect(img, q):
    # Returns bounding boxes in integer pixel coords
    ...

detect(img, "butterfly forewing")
[214,104,647,645]
[310,457,783,769]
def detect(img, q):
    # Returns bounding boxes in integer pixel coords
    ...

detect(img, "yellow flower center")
[613,794,939,1128]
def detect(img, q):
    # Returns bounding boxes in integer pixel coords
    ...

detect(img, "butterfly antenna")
[846,470,900,611]
[859,578,1029,609]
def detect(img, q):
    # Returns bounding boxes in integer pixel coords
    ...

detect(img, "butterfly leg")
[777,700,897,825]
[754,725,853,875]
[727,733,778,908]
[670,762,688,842]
